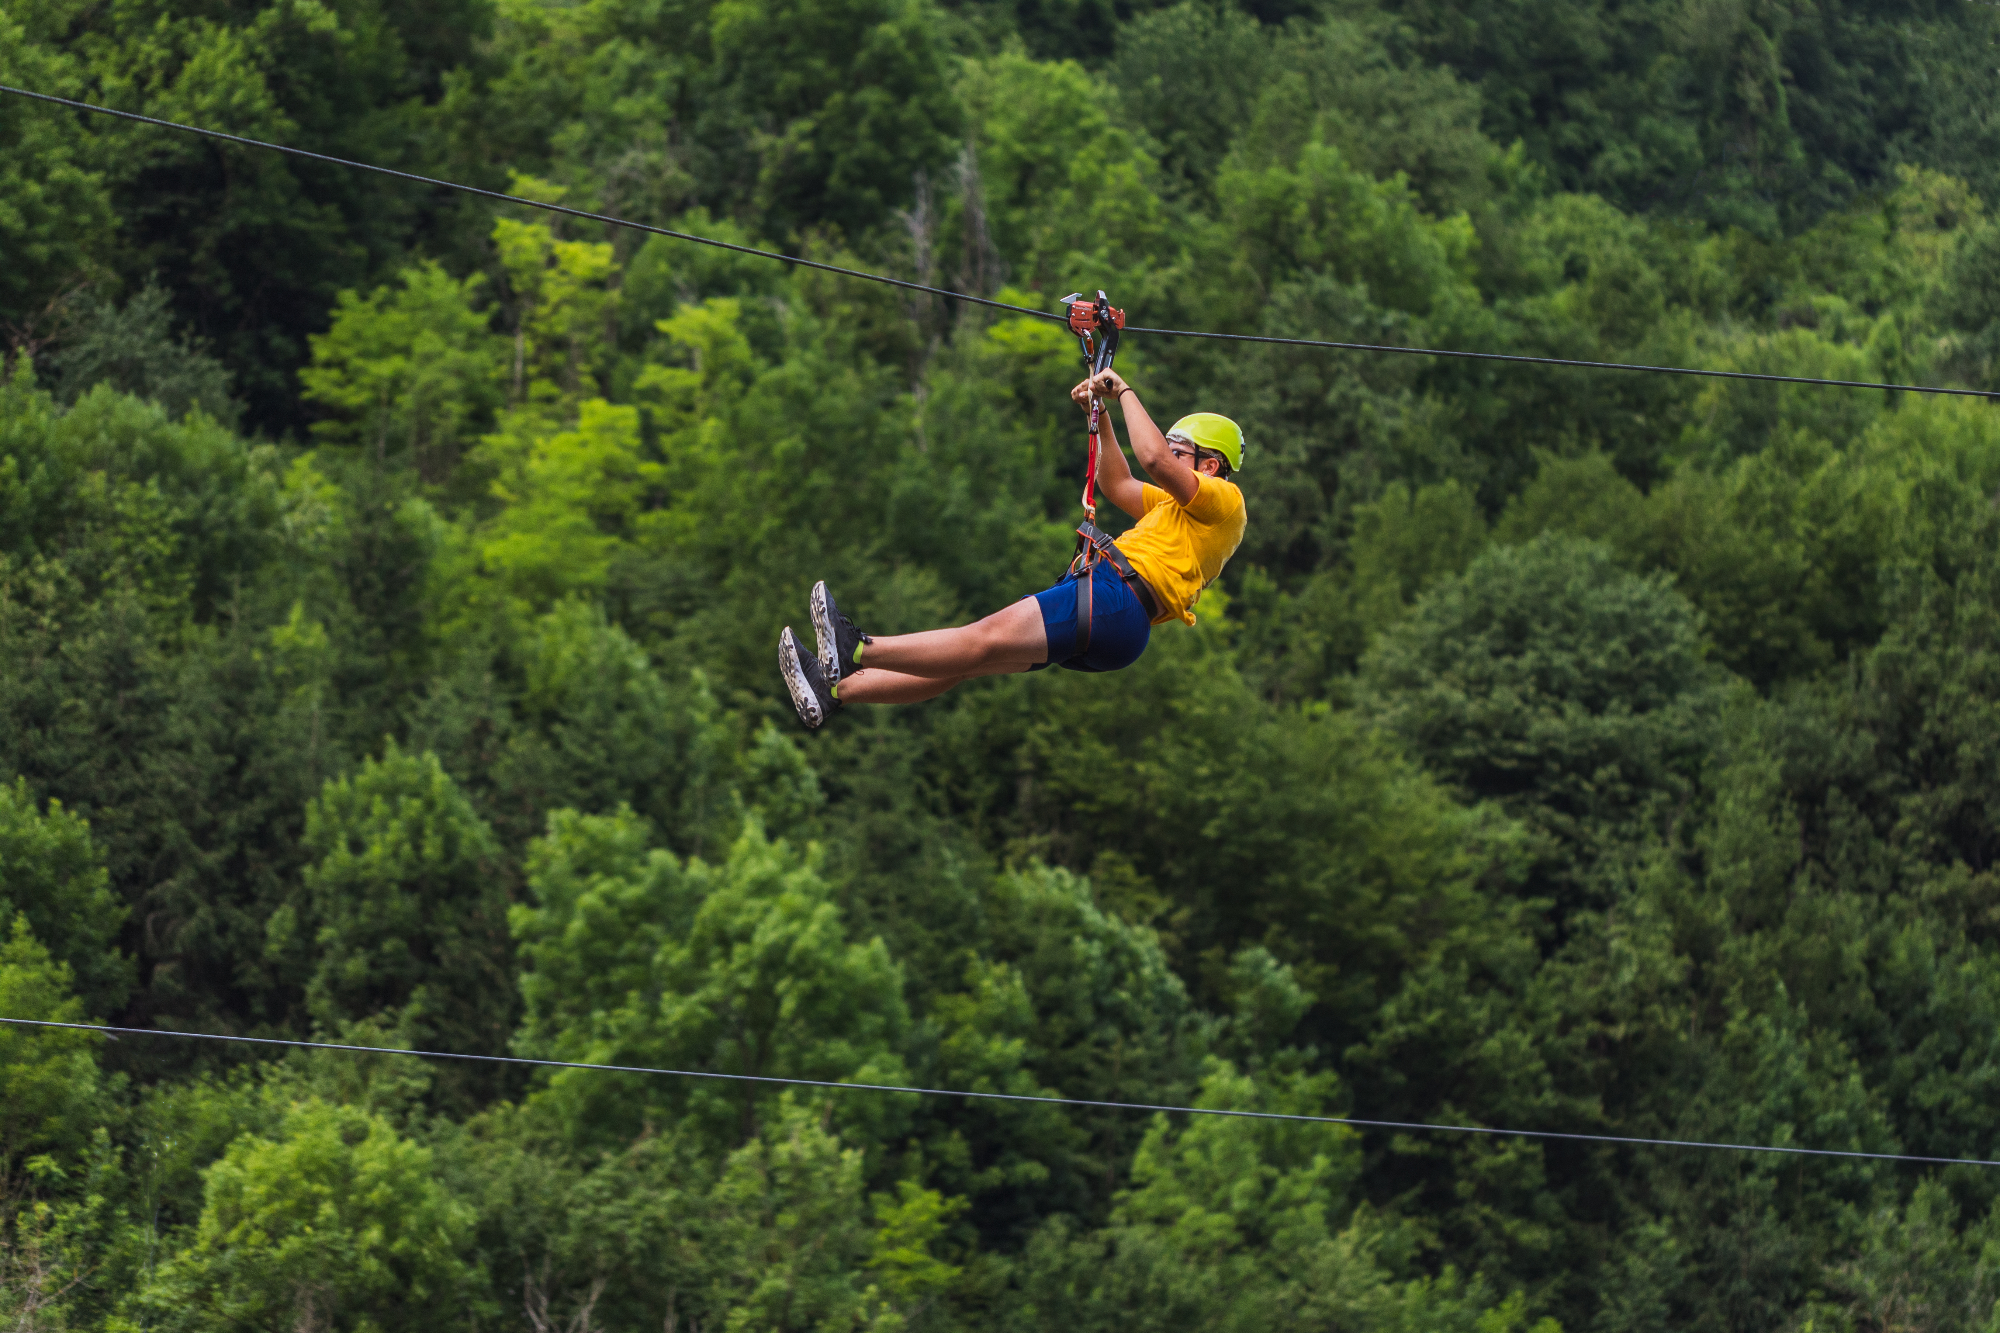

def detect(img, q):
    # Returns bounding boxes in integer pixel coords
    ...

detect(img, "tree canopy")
[7,1,2000,1329]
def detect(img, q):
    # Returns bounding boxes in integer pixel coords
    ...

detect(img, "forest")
[6,0,2000,1327]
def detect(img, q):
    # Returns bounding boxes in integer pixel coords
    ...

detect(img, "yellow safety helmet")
[1165,412,1245,472]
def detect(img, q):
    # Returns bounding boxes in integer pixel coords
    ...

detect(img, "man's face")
[1168,441,1223,476]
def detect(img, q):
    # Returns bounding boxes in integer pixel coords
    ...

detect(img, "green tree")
[1108,3,1269,198]
[47,283,237,425]
[410,602,756,859]
[514,810,909,1151]
[998,1064,1552,1332]
[134,1099,479,1333]
[272,745,511,1089]
[0,779,127,1016]
[1933,218,2000,390]
[713,0,965,237]
[301,263,503,480]
[962,52,1168,295]
[1242,476,1489,687]
[0,923,103,1170]
[465,1098,935,1333]
[1802,1180,2000,1332]
[0,373,327,1053]
[1358,533,1718,896]
[490,191,620,408]
[0,369,282,620]
[916,862,1203,1235]
[78,0,489,427]
[477,400,661,608]
[1378,0,1984,234]
[963,624,1507,1036]
[704,1101,911,1332]
[0,17,113,354]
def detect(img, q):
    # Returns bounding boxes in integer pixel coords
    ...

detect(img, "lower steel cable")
[3,1017,1992,1169]
[2,82,1997,402]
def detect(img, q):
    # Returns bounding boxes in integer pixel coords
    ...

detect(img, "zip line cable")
[0,84,1056,325]
[6,81,1999,404]
[3,1017,1993,1170]
[1121,322,2000,398]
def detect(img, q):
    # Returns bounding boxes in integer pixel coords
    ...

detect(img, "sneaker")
[779,626,838,730]
[810,580,871,683]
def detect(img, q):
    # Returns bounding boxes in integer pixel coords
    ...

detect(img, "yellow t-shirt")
[1113,475,1247,625]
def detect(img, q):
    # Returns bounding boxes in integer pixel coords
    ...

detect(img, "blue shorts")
[1028,562,1152,673]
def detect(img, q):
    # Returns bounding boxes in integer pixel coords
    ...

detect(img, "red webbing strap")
[1062,292,1124,659]
[1082,413,1099,518]
[1064,293,1122,525]
[1080,325,1101,520]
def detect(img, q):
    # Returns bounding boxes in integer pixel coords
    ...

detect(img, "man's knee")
[965,619,1006,666]
[966,616,1024,668]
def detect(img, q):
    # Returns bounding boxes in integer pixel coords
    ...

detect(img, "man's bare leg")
[838,670,973,704]
[857,598,1047,680]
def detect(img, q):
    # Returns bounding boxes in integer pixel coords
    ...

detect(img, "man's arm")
[1069,374,1149,519]
[1092,404,1150,519]
[1095,371,1200,506]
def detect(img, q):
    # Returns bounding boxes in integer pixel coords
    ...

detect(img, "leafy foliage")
[133,1099,480,1333]
[10,1,2000,1330]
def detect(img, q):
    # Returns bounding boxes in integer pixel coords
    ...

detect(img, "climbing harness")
[1077,519,1164,623]
[1055,291,1166,647]
[1059,291,1127,656]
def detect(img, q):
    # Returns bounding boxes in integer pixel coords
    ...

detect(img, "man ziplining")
[778,367,1247,727]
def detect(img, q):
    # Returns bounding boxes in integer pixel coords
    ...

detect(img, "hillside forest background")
[10,0,2000,1328]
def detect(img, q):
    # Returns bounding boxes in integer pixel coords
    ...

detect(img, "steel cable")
[2,1017,1992,1169]
[0,83,1059,324]
[5,81,1998,402]
[1123,323,2000,398]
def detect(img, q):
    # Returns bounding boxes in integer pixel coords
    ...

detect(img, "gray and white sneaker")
[779,626,837,730]
[809,580,871,683]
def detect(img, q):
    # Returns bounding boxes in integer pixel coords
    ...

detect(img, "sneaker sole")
[809,581,840,683]
[779,628,825,729]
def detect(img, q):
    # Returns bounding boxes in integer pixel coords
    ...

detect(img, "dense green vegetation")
[7,0,2000,1327]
